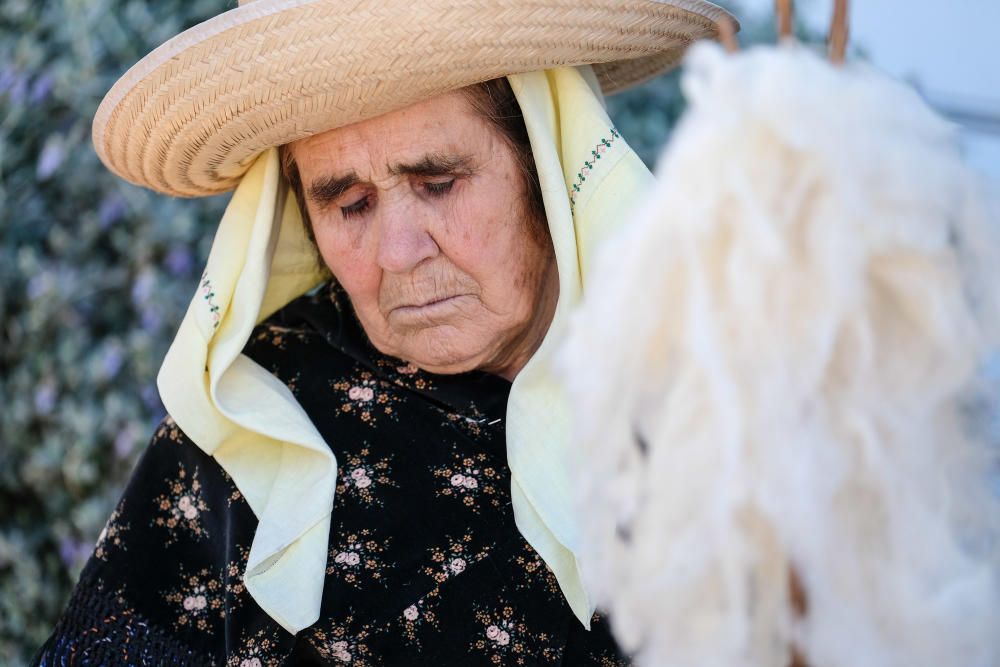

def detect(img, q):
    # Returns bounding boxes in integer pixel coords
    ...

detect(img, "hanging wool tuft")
[559,41,1000,667]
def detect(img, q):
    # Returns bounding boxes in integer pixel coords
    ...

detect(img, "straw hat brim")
[93,0,735,198]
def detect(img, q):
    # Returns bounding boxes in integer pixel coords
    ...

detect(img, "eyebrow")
[305,153,476,207]
[389,153,476,177]
[307,172,360,207]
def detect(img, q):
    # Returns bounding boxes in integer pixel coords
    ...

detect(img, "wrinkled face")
[290,91,557,380]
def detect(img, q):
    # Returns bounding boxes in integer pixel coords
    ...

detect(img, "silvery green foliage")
[0,1,225,663]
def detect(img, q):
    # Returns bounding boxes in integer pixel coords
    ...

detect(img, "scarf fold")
[507,67,654,627]
[157,66,653,634]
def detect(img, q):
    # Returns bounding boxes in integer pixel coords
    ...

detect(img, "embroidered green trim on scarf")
[569,127,621,212]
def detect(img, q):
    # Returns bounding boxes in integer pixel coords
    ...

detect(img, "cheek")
[313,224,381,307]
[444,182,524,265]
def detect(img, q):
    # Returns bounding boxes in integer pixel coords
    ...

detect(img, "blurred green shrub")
[0,0,785,663]
[0,1,228,662]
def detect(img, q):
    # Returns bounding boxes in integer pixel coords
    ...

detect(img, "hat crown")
[93,0,731,196]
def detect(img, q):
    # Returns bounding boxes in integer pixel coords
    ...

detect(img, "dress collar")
[290,280,512,426]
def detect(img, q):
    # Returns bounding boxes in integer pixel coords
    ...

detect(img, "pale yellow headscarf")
[158,65,653,634]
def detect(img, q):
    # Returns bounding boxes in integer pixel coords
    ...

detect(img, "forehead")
[290,90,489,172]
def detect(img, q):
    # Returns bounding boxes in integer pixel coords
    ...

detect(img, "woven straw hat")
[92,0,734,198]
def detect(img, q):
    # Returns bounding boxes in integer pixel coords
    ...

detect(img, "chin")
[404,349,484,376]
[392,332,490,376]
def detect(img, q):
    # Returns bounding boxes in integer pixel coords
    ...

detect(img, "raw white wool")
[559,41,1000,667]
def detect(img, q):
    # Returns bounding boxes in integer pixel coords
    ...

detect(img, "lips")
[386,294,472,325]
[416,294,462,308]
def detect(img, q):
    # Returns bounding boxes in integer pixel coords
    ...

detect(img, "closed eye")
[423,179,455,197]
[341,195,372,219]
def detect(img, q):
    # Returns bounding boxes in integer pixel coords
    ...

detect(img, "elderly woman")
[35,0,732,664]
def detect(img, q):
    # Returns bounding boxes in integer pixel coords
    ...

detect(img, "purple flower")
[36,139,65,180]
[114,428,136,459]
[164,246,194,277]
[58,537,90,568]
[131,272,154,307]
[26,273,52,300]
[6,72,27,105]
[0,65,17,92]
[141,385,162,412]
[140,306,162,333]
[100,343,124,378]
[98,195,126,228]
[57,539,76,567]
[29,73,54,104]
[34,384,57,415]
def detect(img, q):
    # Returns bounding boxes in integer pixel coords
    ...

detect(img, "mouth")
[388,294,472,324]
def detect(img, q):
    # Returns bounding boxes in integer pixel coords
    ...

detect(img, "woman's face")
[290,91,557,380]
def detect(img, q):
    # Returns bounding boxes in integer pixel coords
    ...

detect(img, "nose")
[374,197,439,274]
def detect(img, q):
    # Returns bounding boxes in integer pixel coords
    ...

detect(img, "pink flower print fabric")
[374,357,437,393]
[94,500,129,561]
[226,627,287,667]
[161,565,231,634]
[326,525,393,589]
[430,451,503,514]
[335,447,396,508]
[470,600,564,665]
[422,534,491,585]
[331,368,403,426]
[398,590,443,649]
[305,617,377,666]
[37,281,632,666]
[511,541,563,599]
[151,462,211,545]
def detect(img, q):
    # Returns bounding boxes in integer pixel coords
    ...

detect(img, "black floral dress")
[35,281,630,666]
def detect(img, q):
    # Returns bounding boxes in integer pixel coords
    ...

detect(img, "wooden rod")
[828,0,849,64]
[718,14,740,53]
[789,566,810,667]
[777,0,794,40]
